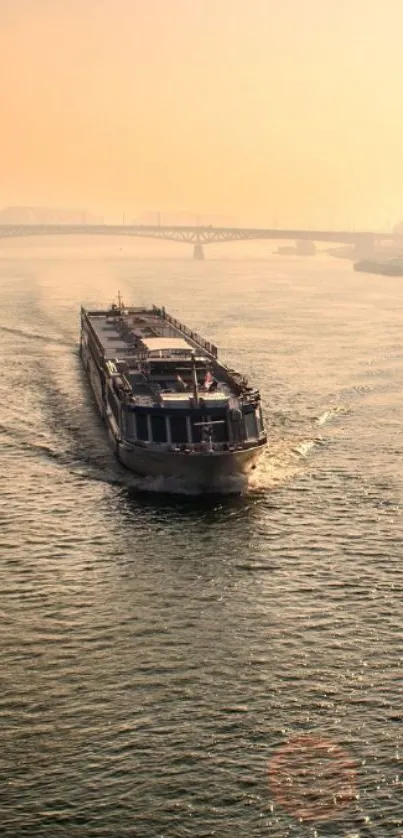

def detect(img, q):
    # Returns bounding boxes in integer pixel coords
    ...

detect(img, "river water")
[0,240,402,837]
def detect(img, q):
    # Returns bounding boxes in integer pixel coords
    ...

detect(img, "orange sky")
[1,0,403,228]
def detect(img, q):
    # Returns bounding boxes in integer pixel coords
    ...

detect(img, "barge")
[80,297,267,490]
[353,258,403,276]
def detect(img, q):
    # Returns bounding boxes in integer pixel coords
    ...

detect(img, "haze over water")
[2,0,403,229]
[0,240,402,836]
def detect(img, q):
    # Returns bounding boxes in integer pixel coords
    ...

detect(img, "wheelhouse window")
[244,410,257,440]
[136,413,148,441]
[256,407,264,435]
[212,418,228,443]
[170,415,188,444]
[123,411,136,439]
[151,414,167,443]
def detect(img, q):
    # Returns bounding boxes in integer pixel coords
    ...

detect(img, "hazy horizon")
[2,0,403,229]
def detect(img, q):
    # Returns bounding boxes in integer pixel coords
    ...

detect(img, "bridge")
[0,223,399,259]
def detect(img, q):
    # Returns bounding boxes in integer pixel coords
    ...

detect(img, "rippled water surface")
[1,241,402,837]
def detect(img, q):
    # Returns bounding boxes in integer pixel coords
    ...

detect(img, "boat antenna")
[191,350,198,406]
[117,290,124,309]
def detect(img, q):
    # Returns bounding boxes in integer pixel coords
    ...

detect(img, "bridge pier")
[193,243,205,260]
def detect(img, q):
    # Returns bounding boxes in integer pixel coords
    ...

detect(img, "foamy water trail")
[0,324,74,346]
[315,406,350,425]
[293,440,317,457]
[247,435,318,491]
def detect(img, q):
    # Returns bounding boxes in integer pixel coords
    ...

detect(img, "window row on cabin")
[124,413,226,444]
[121,410,262,444]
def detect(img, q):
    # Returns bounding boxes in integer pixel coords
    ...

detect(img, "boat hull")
[115,436,263,486]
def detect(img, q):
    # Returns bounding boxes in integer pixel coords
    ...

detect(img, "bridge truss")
[0,225,398,261]
[0,223,390,244]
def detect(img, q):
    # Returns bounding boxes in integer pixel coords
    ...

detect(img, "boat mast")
[191,351,198,406]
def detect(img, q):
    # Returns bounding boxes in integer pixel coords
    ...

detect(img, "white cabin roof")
[160,393,191,408]
[143,337,191,354]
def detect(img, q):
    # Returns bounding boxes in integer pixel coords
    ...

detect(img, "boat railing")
[131,440,261,453]
[153,305,218,358]
[82,310,106,358]
[183,438,264,452]
[211,360,259,400]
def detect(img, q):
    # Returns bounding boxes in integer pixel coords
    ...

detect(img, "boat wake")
[246,406,344,492]
[0,324,74,347]
[247,441,310,491]
[0,401,341,497]
[314,405,350,426]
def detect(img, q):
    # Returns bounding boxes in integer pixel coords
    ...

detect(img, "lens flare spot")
[268,735,357,823]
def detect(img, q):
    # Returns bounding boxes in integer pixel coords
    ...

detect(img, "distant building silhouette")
[132,211,238,227]
[0,206,104,224]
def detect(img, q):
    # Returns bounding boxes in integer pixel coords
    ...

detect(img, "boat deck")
[125,373,235,409]
[90,309,182,360]
[86,306,242,408]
